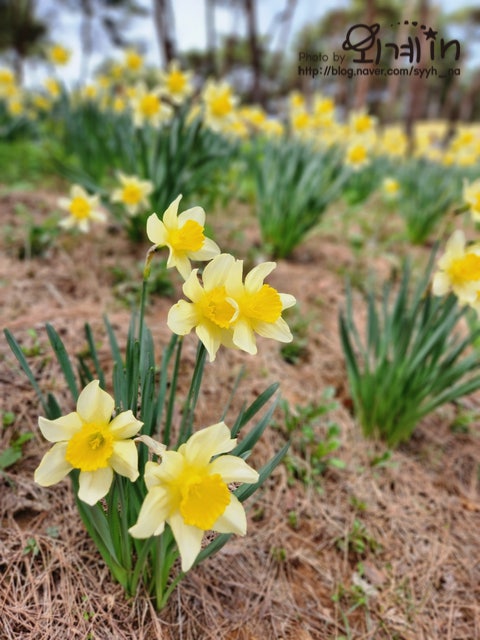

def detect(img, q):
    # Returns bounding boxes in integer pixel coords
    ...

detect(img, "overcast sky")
[24,0,480,86]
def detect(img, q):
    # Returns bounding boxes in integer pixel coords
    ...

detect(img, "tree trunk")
[244,0,262,104]
[152,0,177,66]
[205,0,217,76]
[352,0,376,110]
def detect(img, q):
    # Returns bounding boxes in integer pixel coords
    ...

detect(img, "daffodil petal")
[172,254,193,280]
[202,253,236,289]
[109,410,143,438]
[129,487,169,538]
[244,262,276,292]
[110,440,139,481]
[182,269,204,302]
[177,206,205,227]
[196,322,222,361]
[152,450,185,485]
[254,317,293,342]
[209,454,259,484]
[189,237,221,261]
[162,194,182,228]
[38,412,82,442]
[76,380,114,425]
[280,293,296,309]
[167,300,199,335]
[34,442,72,486]
[212,494,247,535]
[169,511,204,572]
[78,467,113,505]
[184,422,235,467]
[224,258,244,298]
[232,319,257,354]
[432,272,451,296]
[146,213,168,245]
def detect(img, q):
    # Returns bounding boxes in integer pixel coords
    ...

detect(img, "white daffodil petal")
[109,410,143,439]
[38,412,82,442]
[196,323,222,362]
[76,380,114,425]
[167,300,199,335]
[110,440,139,481]
[182,269,204,302]
[177,206,205,227]
[162,194,182,228]
[152,450,185,485]
[446,229,465,258]
[171,254,193,280]
[146,213,168,245]
[280,293,297,310]
[34,443,72,486]
[432,272,451,296]
[224,258,244,298]
[232,319,257,355]
[254,317,293,342]
[209,454,259,484]
[184,422,235,467]
[129,487,169,538]
[71,185,87,199]
[169,511,204,572]
[189,237,221,261]
[245,262,276,292]
[78,467,113,505]
[203,253,236,289]
[212,494,247,535]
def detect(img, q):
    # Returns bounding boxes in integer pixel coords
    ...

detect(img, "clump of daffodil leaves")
[4,194,295,609]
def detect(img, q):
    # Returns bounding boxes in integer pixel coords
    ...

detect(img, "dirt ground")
[1,188,480,640]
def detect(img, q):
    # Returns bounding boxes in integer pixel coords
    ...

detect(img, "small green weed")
[20,328,43,357]
[336,519,382,557]
[281,388,346,486]
[0,409,33,471]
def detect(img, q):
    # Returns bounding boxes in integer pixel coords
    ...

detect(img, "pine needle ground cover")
[2,188,480,640]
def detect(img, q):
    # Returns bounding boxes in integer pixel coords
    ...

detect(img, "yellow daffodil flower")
[124,48,144,72]
[167,254,296,360]
[34,380,142,505]
[167,253,238,361]
[382,177,400,199]
[130,82,173,128]
[432,230,480,305]
[48,44,71,66]
[44,77,61,99]
[463,178,480,222]
[224,260,296,355]
[349,109,377,136]
[146,194,220,279]
[159,60,193,105]
[58,184,106,232]
[111,172,154,216]
[202,80,238,132]
[345,141,370,170]
[129,421,259,572]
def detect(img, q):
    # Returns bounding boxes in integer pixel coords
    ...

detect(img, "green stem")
[138,278,148,354]
[115,476,132,573]
[130,537,156,596]
[178,341,207,445]
[164,336,183,447]
[153,528,180,609]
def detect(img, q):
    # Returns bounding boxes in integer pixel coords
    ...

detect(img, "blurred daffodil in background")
[58,184,106,232]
